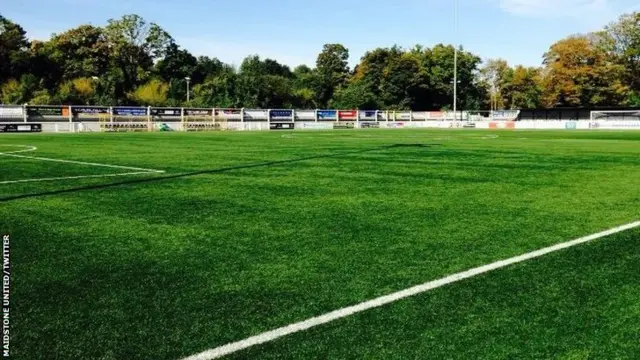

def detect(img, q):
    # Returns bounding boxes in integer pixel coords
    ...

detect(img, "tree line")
[1,12,639,110]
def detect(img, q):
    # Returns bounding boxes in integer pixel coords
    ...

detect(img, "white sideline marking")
[0,144,165,185]
[181,220,640,360]
[0,171,157,185]
[0,153,165,173]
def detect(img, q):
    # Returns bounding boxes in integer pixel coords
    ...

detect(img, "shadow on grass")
[0,143,439,203]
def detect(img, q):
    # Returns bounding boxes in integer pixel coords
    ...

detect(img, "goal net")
[590,110,640,121]
[182,114,228,131]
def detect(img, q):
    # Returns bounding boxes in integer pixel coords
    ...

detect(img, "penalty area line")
[180,220,640,360]
[0,171,163,185]
[0,151,165,173]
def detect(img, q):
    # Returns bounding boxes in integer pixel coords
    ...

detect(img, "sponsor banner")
[396,111,412,120]
[589,121,640,129]
[565,121,577,129]
[377,111,390,121]
[333,121,355,129]
[244,109,269,120]
[0,123,42,132]
[489,121,516,129]
[301,122,332,129]
[386,122,406,128]
[73,106,110,116]
[359,121,380,129]
[412,112,428,120]
[270,122,295,130]
[317,110,337,120]
[463,122,477,128]
[27,106,64,116]
[270,109,293,120]
[427,111,444,119]
[184,108,213,116]
[359,110,377,120]
[215,109,242,120]
[113,107,147,116]
[150,107,181,116]
[295,110,316,121]
[491,110,520,121]
[338,110,357,120]
[0,106,24,117]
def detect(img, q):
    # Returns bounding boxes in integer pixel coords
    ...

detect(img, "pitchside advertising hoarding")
[73,106,110,116]
[270,110,293,121]
[0,106,24,117]
[333,121,355,129]
[184,108,213,116]
[269,122,295,130]
[244,109,269,120]
[112,107,147,116]
[317,110,337,120]
[27,106,65,117]
[0,123,42,132]
[150,108,181,116]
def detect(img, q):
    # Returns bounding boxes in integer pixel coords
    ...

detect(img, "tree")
[478,59,511,109]
[315,43,350,107]
[379,52,425,109]
[47,25,109,81]
[128,79,168,106]
[329,81,378,109]
[103,14,174,99]
[542,34,628,107]
[0,15,30,82]
[603,12,640,102]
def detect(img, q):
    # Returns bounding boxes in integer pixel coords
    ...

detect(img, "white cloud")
[497,0,611,18]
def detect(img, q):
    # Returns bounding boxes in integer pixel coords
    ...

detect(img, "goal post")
[590,110,640,121]
[182,113,228,131]
[99,114,149,132]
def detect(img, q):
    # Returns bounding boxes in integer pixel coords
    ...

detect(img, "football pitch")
[1,129,639,360]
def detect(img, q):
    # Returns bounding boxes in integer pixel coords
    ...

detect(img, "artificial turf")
[0,129,638,359]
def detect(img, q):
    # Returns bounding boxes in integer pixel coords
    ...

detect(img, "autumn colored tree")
[541,34,628,107]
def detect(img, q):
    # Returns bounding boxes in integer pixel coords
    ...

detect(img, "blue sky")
[3,0,639,69]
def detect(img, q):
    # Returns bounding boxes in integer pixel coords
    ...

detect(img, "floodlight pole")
[185,77,191,102]
[453,0,458,121]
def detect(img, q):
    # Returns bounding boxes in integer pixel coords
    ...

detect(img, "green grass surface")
[0,129,639,359]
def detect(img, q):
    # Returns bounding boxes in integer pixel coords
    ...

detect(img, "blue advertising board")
[113,107,147,116]
[270,110,293,120]
[317,110,337,120]
[359,110,376,119]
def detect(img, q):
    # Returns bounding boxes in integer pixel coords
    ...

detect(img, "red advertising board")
[338,110,357,120]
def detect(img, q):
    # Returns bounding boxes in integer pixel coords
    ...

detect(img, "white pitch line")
[181,220,640,360]
[0,171,160,185]
[0,145,164,173]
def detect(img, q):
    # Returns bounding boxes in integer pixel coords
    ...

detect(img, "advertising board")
[317,110,337,120]
[359,122,380,128]
[338,110,357,120]
[244,109,269,120]
[150,108,181,116]
[27,106,64,117]
[113,107,147,116]
[270,122,295,130]
[0,123,42,132]
[302,123,332,129]
[359,110,377,120]
[333,121,355,129]
[270,110,293,121]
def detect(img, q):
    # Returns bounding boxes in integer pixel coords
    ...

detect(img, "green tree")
[0,15,30,83]
[315,43,350,107]
[128,79,169,106]
[103,14,173,100]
